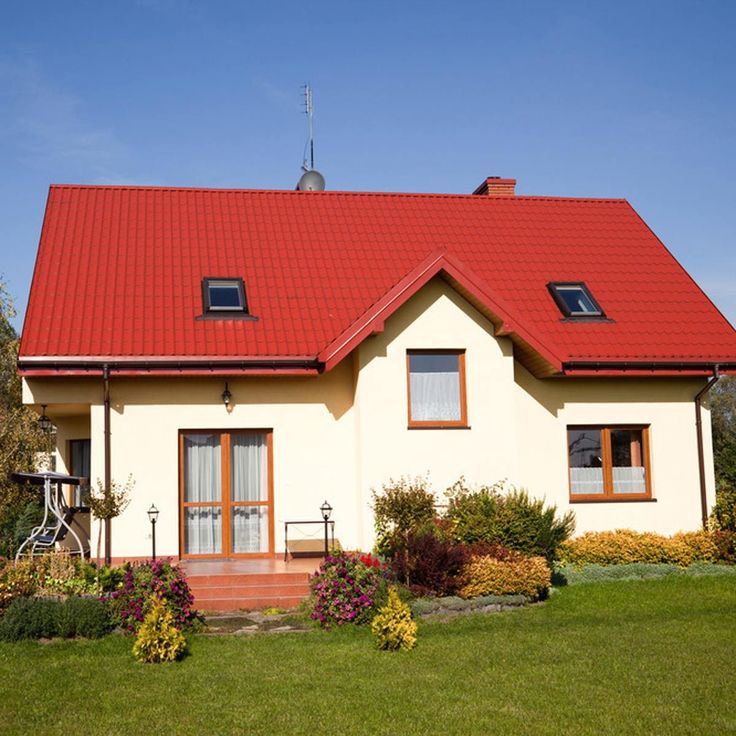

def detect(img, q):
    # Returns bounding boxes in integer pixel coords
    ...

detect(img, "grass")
[1,576,735,735]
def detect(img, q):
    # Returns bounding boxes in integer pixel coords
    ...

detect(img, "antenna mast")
[296,83,325,191]
[303,83,315,171]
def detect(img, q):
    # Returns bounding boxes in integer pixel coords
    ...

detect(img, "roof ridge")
[47,183,628,204]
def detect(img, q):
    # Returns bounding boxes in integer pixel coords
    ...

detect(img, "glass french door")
[180,430,273,558]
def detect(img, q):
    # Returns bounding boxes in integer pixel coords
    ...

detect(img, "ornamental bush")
[372,477,436,557]
[557,530,720,567]
[309,550,388,627]
[105,559,201,633]
[0,559,37,614]
[459,554,551,600]
[710,482,736,532]
[0,595,113,641]
[132,597,187,663]
[390,520,516,597]
[0,597,59,640]
[371,587,417,651]
[445,480,575,562]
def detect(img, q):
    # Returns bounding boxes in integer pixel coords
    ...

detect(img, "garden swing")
[12,471,90,560]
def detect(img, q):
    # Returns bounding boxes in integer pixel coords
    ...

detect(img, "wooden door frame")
[178,429,275,559]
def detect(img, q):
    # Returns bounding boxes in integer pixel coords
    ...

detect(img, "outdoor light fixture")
[38,405,52,433]
[320,500,332,557]
[221,382,232,409]
[147,504,159,560]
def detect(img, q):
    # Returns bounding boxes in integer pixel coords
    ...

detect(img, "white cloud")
[0,57,129,179]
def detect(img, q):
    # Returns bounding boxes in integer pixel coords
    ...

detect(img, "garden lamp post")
[320,500,332,557]
[147,504,159,560]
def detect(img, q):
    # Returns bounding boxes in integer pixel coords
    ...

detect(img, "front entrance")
[179,430,274,558]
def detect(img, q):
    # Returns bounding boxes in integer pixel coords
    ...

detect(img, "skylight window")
[202,278,247,314]
[548,282,605,319]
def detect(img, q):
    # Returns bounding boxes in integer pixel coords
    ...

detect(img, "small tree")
[88,476,133,579]
[711,376,736,489]
[0,278,52,558]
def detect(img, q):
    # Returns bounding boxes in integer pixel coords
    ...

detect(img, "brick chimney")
[472,176,516,196]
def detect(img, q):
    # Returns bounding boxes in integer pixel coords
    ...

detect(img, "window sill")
[196,313,259,321]
[407,425,471,430]
[569,497,656,504]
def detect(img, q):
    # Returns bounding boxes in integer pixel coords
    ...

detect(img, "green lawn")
[1,576,735,735]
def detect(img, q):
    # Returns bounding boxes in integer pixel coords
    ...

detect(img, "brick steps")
[185,568,311,612]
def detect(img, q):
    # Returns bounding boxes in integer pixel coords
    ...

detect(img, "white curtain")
[409,355,460,421]
[613,466,646,494]
[570,467,605,495]
[231,434,268,553]
[184,434,222,554]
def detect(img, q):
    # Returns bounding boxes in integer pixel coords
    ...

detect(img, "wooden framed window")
[179,429,274,558]
[407,350,467,428]
[567,425,651,501]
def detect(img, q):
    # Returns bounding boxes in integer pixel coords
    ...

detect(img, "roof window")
[548,282,606,319]
[199,278,256,320]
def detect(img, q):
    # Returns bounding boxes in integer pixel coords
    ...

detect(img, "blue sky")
[1,0,735,331]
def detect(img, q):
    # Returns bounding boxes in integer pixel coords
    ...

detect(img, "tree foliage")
[0,279,52,558]
[710,376,736,489]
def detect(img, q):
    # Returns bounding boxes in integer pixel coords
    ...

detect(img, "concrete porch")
[179,557,323,612]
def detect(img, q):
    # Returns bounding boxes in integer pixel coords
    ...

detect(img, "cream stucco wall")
[22,277,716,557]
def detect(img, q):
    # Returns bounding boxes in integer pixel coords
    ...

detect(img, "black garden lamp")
[147,504,159,560]
[320,500,332,557]
[38,405,52,434]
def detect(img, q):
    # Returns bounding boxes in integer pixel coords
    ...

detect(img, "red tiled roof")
[19,184,736,376]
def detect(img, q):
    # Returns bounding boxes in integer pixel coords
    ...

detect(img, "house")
[18,176,736,566]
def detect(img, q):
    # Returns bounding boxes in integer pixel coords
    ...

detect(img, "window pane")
[557,287,599,314]
[209,284,242,308]
[184,506,222,555]
[611,429,646,494]
[184,434,221,502]
[568,429,604,494]
[409,353,461,422]
[232,507,269,553]
[70,439,91,506]
[231,433,268,502]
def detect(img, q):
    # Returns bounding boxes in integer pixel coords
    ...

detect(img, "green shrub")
[0,597,60,641]
[558,530,719,567]
[459,554,551,600]
[0,595,113,641]
[446,480,575,562]
[132,597,187,663]
[710,482,736,532]
[371,587,417,651]
[372,477,436,557]
[56,596,112,639]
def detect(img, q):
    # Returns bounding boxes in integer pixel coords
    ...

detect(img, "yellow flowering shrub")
[558,529,719,567]
[371,587,417,651]
[132,597,187,663]
[0,560,37,614]
[458,555,551,600]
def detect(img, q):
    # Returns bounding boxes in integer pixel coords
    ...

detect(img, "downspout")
[103,363,112,564]
[695,366,720,529]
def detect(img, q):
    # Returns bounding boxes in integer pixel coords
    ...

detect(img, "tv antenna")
[303,83,315,171]
[297,83,325,191]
